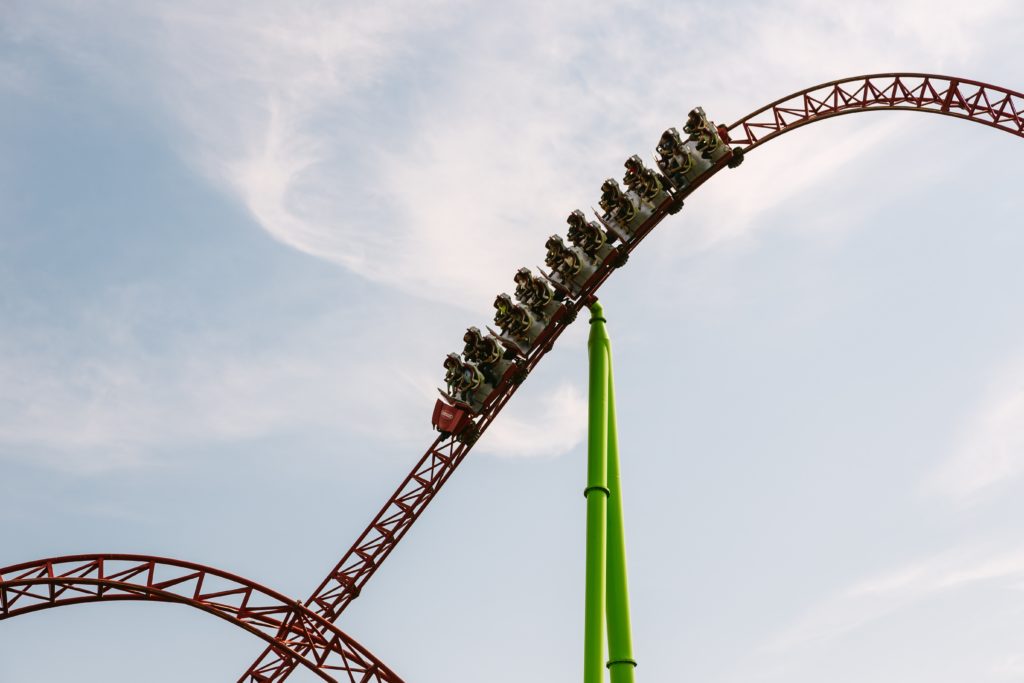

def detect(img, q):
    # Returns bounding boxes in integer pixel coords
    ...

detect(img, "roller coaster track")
[0,554,403,683]
[2,73,1021,682]
[726,73,1024,149]
[240,73,1023,682]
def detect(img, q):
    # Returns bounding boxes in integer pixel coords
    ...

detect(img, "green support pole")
[584,302,610,683]
[605,354,637,682]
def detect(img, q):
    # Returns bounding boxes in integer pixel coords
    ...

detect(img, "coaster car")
[567,209,617,262]
[623,155,669,207]
[683,107,731,163]
[596,177,651,239]
[514,265,566,323]
[491,293,547,354]
[463,326,516,387]
[543,234,600,297]
[431,399,475,438]
[656,127,709,188]
[440,352,492,412]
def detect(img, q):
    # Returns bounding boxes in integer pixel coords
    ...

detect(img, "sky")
[2,1,1024,681]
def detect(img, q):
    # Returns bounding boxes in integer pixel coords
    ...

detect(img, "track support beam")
[584,302,637,683]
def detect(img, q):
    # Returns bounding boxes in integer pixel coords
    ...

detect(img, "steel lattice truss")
[0,555,403,683]
[2,73,1022,682]
[240,72,1024,683]
[726,73,1024,150]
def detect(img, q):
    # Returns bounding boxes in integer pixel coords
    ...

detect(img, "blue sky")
[3,1,1024,681]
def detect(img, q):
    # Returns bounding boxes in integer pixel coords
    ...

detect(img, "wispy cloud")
[924,357,1024,504]
[993,653,1024,678]
[11,0,1016,308]
[5,0,1019,473]
[0,280,586,472]
[0,292,442,472]
[762,543,1024,655]
[478,382,586,459]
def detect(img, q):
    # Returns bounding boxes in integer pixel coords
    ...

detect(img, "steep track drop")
[241,73,1023,683]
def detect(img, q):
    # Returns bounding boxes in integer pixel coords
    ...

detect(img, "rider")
[443,352,464,398]
[463,326,505,384]
[684,108,720,159]
[623,154,663,201]
[544,234,581,280]
[493,293,532,341]
[656,127,695,182]
[513,267,554,312]
[657,127,684,158]
[599,178,636,224]
[443,352,485,404]
[568,209,612,252]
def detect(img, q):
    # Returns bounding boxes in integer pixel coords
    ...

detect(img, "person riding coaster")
[544,233,600,296]
[683,106,712,137]
[658,121,721,187]
[693,128,720,159]
[443,352,490,408]
[567,209,613,258]
[463,326,512,385]
[656,128,696,181]
[544,234,581,279]
[463,326,505,366]
[657,127,685,157]
[684,107,727,161]
[493,293,537,346]
[623,154,667,204]
[598,178,637,226]
[513,267,556,311]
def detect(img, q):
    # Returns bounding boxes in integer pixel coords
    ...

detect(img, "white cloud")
[674,114,911,255]
[762,543,1024,655]
[0,339,343,472]
[478,382,587,459]
[0,293,440,472]
[11,0,1017,310]
[925,357,1024,504]
[0,337,585,471]
[5,0,1020,472]
[993,653,1024,678]
[150,1,468,272]
[0,284,587,472]
[477,378,589,458]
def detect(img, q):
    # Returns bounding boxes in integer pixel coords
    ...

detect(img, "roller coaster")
[3,73,1022,682]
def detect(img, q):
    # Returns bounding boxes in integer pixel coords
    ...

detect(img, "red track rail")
[726,73,1024,149]
[0,554,403,683]
[242,72,1024,681]
[2,72,1018,682]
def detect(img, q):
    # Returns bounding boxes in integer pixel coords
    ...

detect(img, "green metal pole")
[605,352,637,682]
[584,302,610,683]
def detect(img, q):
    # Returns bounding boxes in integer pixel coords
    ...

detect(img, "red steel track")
[726,73,1023,150]
[1,74,1021,682]
[0,554,403,683]
[241,73,1024,682]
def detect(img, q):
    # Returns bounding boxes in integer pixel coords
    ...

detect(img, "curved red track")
[726,73,1023,150]
[240,73,1024,683]
[0,554,403,683]
[2,73,1021,682]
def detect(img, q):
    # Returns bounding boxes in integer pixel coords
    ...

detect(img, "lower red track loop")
[0,554,403,683]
